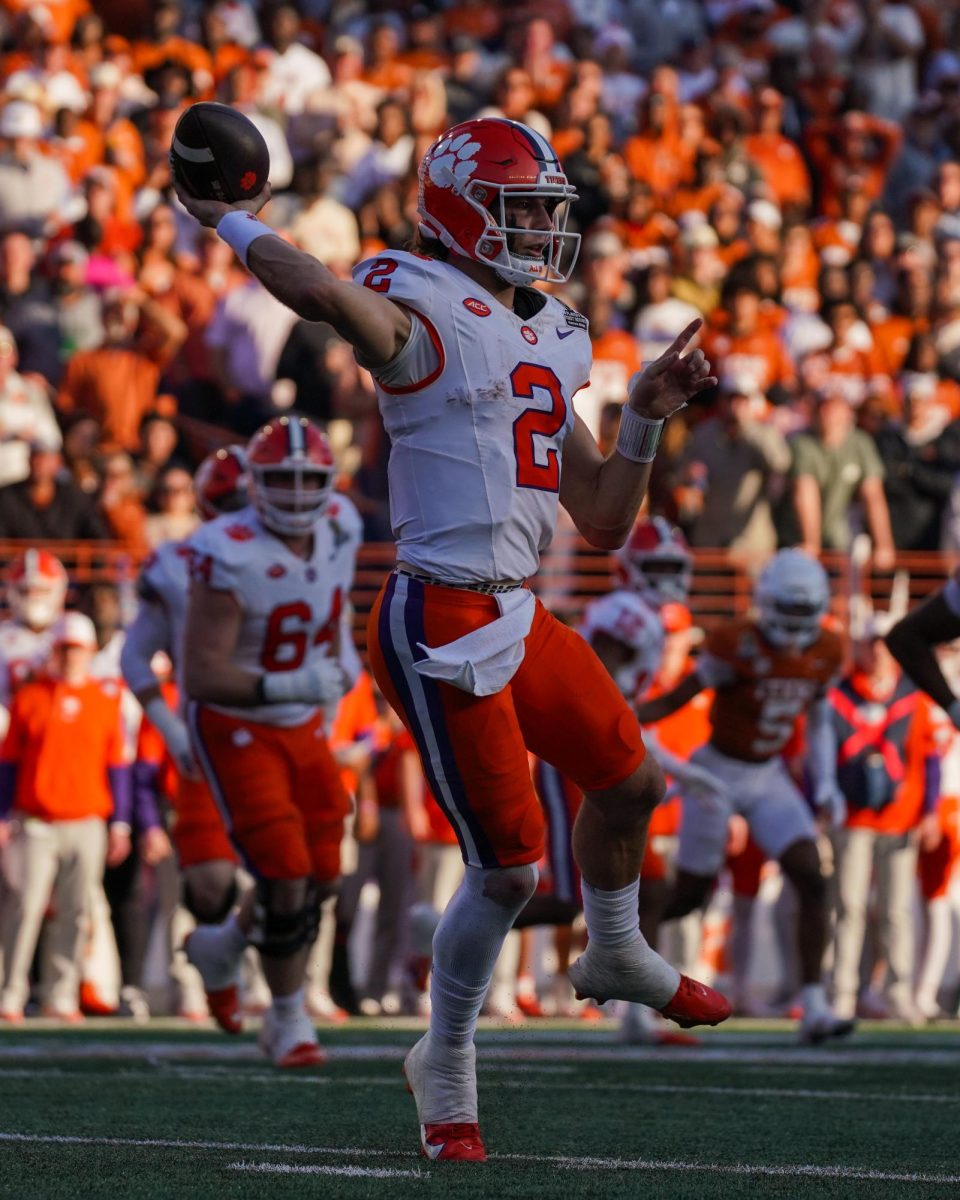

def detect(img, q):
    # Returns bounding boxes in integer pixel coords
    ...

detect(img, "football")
[170,102,270,203]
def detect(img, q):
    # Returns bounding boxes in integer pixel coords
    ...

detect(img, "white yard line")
[227,1162,425,1180]
[3,1131,953,1186]
[2,1039,959,1068]
[2,1064,957,1106]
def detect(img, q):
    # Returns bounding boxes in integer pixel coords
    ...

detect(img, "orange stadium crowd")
[0,0,958,1029]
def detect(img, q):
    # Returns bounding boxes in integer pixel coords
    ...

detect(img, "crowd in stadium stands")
[0,0,960,1025]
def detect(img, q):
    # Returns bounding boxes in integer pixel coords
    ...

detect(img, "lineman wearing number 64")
[174,115,729,1163]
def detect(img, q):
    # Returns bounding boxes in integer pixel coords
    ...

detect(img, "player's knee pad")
[249,878,322,958]
[473,862,539,910]
[182,875,238,925]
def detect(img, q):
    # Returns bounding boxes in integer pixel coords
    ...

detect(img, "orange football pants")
[368,573,645,869]
[171,773,239,869]
[189,704,350,882]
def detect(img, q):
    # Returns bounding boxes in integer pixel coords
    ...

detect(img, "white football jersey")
[138,537,195,662]
[352,251,592,583]
[579,589,664,700]
[186,498,363,727]
[0,619,52,735]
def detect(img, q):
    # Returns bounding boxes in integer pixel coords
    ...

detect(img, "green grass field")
[2,1018,959,1199]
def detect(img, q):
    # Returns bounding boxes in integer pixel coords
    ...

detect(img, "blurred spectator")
[0,439,109,541]
[478,66,552,140]
[788,391,895,566]
[143,464,198,549]
[677,386,791,558]
[0,101,72,238]
[0,231,60,378]
[50,241,104,369]
[98,450,149,556]
[203,275,297,432]
[132,412,179,498]
[743,88,812,218]
[0,611,130,1022]
[257,3,330,117]
[57,285,185,452]
[338,99,414,213]
[633,260,701,364]
[875,374,960,550]
[0,326,61,487]
[850,0,925,122]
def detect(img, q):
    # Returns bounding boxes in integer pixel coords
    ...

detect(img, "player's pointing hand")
[627,319,718,421]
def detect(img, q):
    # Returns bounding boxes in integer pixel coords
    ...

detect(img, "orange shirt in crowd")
[1,675,126,821]
[1,0,90,43]
[872,315,929,376]
[700,324,795,394]
[57,345,175,452]
[742,131,811,212]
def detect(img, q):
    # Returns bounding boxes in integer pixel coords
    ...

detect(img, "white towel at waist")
[412,588,535,696]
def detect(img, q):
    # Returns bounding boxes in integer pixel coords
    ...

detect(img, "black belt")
[394,567,525,595]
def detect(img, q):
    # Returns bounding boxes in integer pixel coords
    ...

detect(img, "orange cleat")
[658,975,731,1030]
[514,992,544,1018]
[420,1122,487,1162]
[79,981,116,1016]
[206,984,243,1035]
[273,1041,328,1069]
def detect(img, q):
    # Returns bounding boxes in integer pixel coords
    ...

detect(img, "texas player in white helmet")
[180,416,361,1069]
[637,548,852,1044]
[175,116,725,1162]
[119,445,249,1022]
[0,549,68,736]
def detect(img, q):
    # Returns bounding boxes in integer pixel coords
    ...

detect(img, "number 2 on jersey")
[260,589,343,672]
[511,363,566,492]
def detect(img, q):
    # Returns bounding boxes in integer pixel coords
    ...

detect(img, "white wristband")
[216,211,276,267]
[616,405,665,463]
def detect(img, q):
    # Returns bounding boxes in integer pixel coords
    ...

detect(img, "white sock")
[271,987,305,1019]
[429,864,537,1048]
[581,879,641,947]
[801,982,829,1018]
[581,878,680,1004]
[220,913,248,957]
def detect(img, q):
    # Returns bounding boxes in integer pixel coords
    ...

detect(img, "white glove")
[262,657,346,706]
[814,782,847,828]
[144,696,197,778]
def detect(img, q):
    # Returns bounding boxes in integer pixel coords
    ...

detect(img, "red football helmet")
[6,548,68,630]
[418,118,580,286]
[246,416,335,536]
[615,518,692,607]
[194,445,249,521]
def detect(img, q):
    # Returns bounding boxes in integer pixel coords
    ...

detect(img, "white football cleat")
[258,1005,327,1068]
[184,926,244,1034]
[403,1035,485,1162]
[798,1011,856,1045]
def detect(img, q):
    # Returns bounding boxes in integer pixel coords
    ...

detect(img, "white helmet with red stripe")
[194,445,249,521]
[246,416,335,536]
[6,548,68,630]
[417,117,580,287]
[615,517,692,607]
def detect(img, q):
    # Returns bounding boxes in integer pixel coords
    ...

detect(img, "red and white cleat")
[403,1035,484,1161]
[658,975,732,1030]
[420,1122,487,1162]
[258,1006,327,1069]
[184,928,244,1035]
